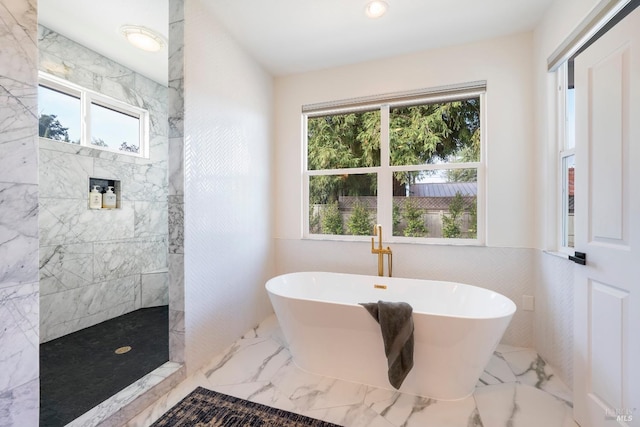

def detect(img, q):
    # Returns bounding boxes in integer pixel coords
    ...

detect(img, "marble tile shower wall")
[37,26,169,343]
[168,0,186,363]
[0,1,40,425]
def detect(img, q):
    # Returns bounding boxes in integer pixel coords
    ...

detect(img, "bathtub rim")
[266,271,517,321]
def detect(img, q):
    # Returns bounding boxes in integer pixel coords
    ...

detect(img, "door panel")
[574,5,639,427]
[589,47,626,242]
[589,280,627,409]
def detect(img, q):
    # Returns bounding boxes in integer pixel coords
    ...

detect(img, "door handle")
[569,251,586,265]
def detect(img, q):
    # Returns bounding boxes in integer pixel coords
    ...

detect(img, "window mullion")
[82,92,90,147]
[378,105,392,234]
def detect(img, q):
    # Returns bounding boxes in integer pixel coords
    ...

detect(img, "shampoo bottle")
[102,186,117,209]
[89,185,102,209]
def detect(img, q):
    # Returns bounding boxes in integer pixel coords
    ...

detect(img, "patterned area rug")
[151,387,343,426]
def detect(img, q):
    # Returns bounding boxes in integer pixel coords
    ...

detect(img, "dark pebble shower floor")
[39,305,169,427]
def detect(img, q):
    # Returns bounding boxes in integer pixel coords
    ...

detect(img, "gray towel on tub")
[360,300,414,389]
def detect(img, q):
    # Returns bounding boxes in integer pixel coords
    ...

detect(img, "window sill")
[303,234,484,247]
[39,137,152,164]
[543,250,573,261]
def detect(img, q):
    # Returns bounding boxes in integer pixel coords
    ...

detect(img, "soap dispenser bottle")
[89,185,102,209]
[102,186,117,209]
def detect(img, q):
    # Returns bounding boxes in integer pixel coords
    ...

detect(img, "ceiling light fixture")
[365,0,388,19]
[120,25,166,52]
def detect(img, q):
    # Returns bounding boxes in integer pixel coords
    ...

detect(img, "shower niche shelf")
[89,177,122,209]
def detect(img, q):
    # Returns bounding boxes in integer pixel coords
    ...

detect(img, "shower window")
[38,85,81,143]
[90,102,141,153]
[38,72,149,158]
[303,83,485,244]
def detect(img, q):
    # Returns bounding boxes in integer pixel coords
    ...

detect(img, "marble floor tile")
[495,343,529,354]
[210,380,299,413]
[366,391,478,427]
[474,383,572,427]
[203,337,290,385]
[305,403,394,427]
[477,353,517,386]
[501,349,573,404]
[128,314,575,427]
[270,359,368,412]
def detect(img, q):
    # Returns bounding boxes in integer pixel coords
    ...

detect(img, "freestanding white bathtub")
[266,271,516,400]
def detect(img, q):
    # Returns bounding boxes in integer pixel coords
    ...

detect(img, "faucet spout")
[371,224,392,277]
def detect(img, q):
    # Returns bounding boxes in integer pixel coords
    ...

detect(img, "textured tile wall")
[0,0,40,425]
[535,252,574,388]
[183,0,274,375]
[37,27,169,342]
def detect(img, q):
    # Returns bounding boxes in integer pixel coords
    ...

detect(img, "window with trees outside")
[558,62,575,250]
[304,82,485,243]
[38,73,149,158]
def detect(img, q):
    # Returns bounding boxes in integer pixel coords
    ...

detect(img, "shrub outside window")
[303,83,485,244]
[38,73,149,158]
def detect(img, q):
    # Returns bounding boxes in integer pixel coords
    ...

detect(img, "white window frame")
[556,62,576,254]
[302,83,486,245]
[38,72,150,158]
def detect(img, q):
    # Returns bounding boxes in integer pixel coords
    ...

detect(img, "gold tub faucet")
[371,224,392,277]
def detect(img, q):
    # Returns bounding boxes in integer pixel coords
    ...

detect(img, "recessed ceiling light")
[365,0,388,19]
[120,25,166,52]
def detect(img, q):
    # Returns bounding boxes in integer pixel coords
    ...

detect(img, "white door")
[573,6,640,427]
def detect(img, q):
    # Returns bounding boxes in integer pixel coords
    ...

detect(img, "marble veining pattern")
[39,243,94,296]
[167,0,185,366]
[0,0,39,424]
[141,271,169,307]
[134,201,169,237]
[93,236,167,281]
[168,198,184,254]
[39,199,136,246]
[0,183,39,286]
[0,283,39,391]
[39,275,140,342]
[127,315,577,427]
[0,81,38,186]
[0,1,38,187]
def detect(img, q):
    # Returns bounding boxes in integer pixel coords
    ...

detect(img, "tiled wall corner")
[141,271,169,307]
[168,0,185,364]
[0,0,40,425]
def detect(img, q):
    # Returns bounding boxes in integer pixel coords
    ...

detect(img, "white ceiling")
[37,0,555,85]
[38,0,169,85]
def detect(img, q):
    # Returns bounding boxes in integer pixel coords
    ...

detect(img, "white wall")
[183,0,275,374]
[273,32,537,348]
[531,0,603,388]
